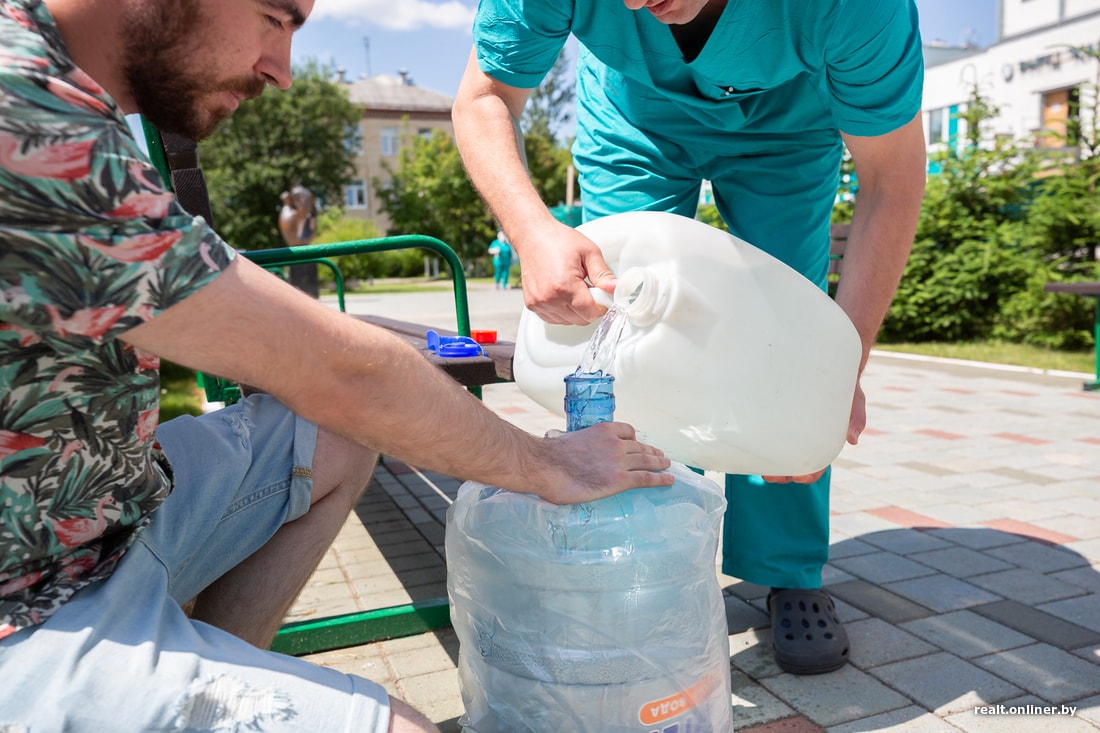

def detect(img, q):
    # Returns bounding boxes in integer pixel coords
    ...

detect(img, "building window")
[380,127,400,156]
[1038,87,1079,149]
[418,127,434,140]
[345,180,367,210]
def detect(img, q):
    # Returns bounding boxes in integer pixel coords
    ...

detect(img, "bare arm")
[837,113,927,440]
[453,49,614,324]
[122,256,673,503]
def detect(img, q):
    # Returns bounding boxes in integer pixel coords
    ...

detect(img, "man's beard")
[120,0,266,141]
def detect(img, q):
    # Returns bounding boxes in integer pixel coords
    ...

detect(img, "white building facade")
[923,0,1100,163]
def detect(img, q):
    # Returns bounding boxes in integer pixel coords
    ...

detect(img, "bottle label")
[637,672,720,731]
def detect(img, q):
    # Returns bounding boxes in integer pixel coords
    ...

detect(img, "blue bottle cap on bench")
[426,330,485,358]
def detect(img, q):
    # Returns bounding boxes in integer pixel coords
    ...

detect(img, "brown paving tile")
[993,432,1051,445]
[982,518,1079,545]
[916,428,967,440]
[869,506,952,529]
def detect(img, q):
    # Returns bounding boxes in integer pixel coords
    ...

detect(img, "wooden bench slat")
[354,314,515,385]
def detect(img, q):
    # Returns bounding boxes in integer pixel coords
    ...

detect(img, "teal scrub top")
[473,0,923,147]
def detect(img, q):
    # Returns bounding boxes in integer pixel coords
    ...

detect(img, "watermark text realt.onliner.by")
[974,704,1077,716]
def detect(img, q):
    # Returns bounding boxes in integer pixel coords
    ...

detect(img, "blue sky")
[292,0,1000,97]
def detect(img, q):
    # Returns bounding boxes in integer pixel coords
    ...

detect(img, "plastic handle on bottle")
[588,287,615,310]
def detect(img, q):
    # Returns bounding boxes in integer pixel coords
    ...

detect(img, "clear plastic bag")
[446,462,732,732]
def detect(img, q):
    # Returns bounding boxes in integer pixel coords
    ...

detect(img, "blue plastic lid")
[426,330,485,358]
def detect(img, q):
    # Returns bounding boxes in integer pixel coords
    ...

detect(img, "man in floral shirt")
[0,1,675,730]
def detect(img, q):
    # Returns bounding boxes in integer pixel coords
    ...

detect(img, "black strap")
[160,131,215,228]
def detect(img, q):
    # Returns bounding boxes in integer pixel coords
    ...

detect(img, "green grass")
[159,360,205,422]
[874,341,1095,374]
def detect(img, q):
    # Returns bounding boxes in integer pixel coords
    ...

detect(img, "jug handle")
[589,287,614,310]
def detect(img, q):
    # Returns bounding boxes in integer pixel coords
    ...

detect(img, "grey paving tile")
[728,668,796,729]
[1040,593,1100,635]
[973,643,1100,704]
[926,527,1030,551]
[884,575,1003,613]
[829,579,936,624]
[725,594,770,634]
[870,652,1022,715]
[1056,563,1100,594]
[986,542,1092,574]
[1078,693,1100,728]
[909,547,1016,578]
[828,537,879,560]
[827,706,966,732]
[759,664,910,728]
[971,600,1100,650]
[845,617,937,669]
[969,567,1090,605]
[831,551,940,584]
[901,610,1034,659]
[858,526,954,554]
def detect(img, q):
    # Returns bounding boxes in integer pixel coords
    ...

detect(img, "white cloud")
[310,0,476,31]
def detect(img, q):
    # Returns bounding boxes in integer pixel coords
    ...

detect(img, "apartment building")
[340,70,454,233]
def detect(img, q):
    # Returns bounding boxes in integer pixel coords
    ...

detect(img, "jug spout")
[614,267,669,327]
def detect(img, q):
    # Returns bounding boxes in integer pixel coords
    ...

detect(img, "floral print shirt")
[0,0,235,638]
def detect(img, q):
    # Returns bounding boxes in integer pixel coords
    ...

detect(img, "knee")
[309,428,378,508]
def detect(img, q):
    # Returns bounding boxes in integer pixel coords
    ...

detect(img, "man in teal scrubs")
[453,0,927,674]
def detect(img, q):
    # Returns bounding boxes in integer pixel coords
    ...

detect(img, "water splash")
[575,304,629,377]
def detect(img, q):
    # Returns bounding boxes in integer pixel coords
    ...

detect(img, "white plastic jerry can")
[513,211,862,477]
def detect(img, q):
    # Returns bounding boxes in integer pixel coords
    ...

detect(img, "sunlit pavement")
[290,282,1100,731]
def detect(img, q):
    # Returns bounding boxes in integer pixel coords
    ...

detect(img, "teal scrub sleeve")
[472,0,573,89]
[825,0,924,137]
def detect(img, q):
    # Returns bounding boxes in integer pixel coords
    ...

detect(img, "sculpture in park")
[278,184,317,247]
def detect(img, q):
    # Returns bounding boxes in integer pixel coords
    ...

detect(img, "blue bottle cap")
[426,330,485,358]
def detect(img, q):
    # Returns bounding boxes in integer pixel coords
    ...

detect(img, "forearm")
[123,258,552,491]
[836,117,926,368]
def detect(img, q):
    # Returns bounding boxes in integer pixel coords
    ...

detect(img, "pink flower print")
[49,494,116,547]
[45,303,126,339]
[78,230,181,263]
[44,76,110,115]
[107,189,175,219]
[199,241,223,272]
[0,429,46,459]
[0,130,94,179]
[48,365,84,392]
[135,406,159,442]
[0,322,40,347]
[0,570,43,596]
[136,348,160,372]
[60,440,85,463]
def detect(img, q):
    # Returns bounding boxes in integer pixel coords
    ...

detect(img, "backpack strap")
[159,130,216,227]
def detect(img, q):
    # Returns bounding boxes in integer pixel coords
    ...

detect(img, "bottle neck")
[563,373,615,432]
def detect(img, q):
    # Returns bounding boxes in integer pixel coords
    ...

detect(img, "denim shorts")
[0,395,391,733]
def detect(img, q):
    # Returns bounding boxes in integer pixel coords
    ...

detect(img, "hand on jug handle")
[761,379,868,485]
[519,224,617,326]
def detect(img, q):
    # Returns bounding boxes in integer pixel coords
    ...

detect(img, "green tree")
[881,84,1042,342]
[522,51,575,142]
[198,61,360,252]
[376,129,496,267]
[524,131,573,207]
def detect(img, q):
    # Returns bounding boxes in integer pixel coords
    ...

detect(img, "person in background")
[0,1,674,730]
[489,230,514,289]
[452,0,927,674]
